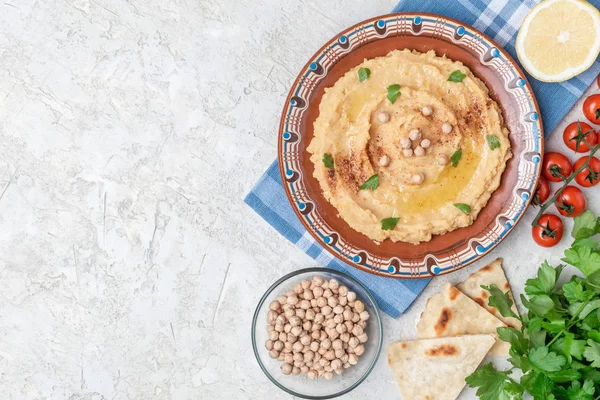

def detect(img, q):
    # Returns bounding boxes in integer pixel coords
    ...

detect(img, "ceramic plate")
[278,13,543,279]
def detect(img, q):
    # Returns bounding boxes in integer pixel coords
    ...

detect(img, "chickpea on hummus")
[307,50,511,244]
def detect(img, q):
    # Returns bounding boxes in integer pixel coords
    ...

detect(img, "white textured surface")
[0,1,599,399]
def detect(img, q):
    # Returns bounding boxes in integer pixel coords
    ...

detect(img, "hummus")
[307,50,511,244]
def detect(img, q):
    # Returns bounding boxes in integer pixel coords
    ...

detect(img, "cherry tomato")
[574,156,600,187]
[532,214,564,247]
[583,94,600,125]
[555,185,586,217]
[532,176,550,206]
[542,152,572,182]
[562,121,597,152]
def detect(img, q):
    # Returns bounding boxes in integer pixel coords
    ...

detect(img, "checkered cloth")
[245,0,600,318]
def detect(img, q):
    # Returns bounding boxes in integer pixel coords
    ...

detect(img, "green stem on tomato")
[546,299,590,349]
[532,143,600,227]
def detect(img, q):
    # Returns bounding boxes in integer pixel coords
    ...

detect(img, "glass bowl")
[251,267,383,399]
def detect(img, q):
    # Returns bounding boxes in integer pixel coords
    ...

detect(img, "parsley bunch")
[467,210,600,400]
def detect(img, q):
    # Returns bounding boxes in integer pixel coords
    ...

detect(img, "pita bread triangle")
[416,282,509,355]
[457,258,522,330]
[388,334,496,400]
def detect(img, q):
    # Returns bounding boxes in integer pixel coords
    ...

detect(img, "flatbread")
[388,335,496,400]
[457,258,522,330]
[416,282,508,355]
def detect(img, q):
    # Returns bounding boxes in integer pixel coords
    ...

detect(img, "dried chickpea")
[339,296,347,306]
[284,308,294,319]
[310,341,319,352]
[274,341,284,351]
[318,347,327,356]
[359,311,370,321]
[269,330,278,341]
[302,320,312,331]
[284,323,292,333]
[351,313,360,323]
[279,332,287,342]
[312,323,322,332]
[303,290,314,300]
[348,337,359,348]
[319,330,327,341]
[313,286,324,298]
[325,349,335,360]
[310,299,318,308]
[329,279,340,290]
[267,310,277,323]
[295,309,306,319]
[334,348,345,359]
[354,344,365,356]
[293,352,303,362]
[284,353,293,364]
[284,341,293,351]
[314,313,325,323]
[358,333,368,343]
[316,297,327,307]
[325,319,336,329]
[340,332,350,343]
[305,309,315,320]
[321,281,329,290]
[327,296,338,307]
[308,370,318,380]
[320,338,332,350]
[321,306,333,316]
[301,366,309,373]
[324,371,334,380]
[281,363,292,375]
[288,334,298,344]
[352,325,364,336]
[331,359,343,370]
[300,334,311,346]
[311,330,320,340]
[347,291,357,302]
[292,366,301,375]
[358,320,366,329]
[265,340,274,350]
[332,339,343,350]
[323,289,333,298]
[286,295,299,306]
[333,305,344,315]
[354,300,365,313]
[336,324,347,334]
[343,309,353,321]
[269,349,279,359]
[301,279,311,289]
[338,286,349,296]
[334,368,344,375]
[291,326,302,337]
[348,353,358,365]
[299,300,311,310]
[328,329,339,340]
[292,341,303,353]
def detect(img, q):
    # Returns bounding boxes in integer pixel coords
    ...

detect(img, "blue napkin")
[393,0,600,135]
[245,0,600,318]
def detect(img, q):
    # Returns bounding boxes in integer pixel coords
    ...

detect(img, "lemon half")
[516,0,600,82]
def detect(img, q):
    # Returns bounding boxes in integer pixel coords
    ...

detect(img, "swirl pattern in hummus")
[307,50,512,244]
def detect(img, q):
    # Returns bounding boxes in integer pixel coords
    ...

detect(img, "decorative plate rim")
[277,12,544,279]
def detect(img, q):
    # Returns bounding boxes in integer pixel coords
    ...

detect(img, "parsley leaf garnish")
[448,70,467,82]
[453,203,471,214]
[387,84,401,104]
[528,347,567,372]
[572,210,598,239]
[487,135,501,150]
[465,363,524,400]
[450,148,462,167]
[358,67,370,82]
[482,284,519,319]
[563,246,600,277]
[359,174,379,191]
[380,217,399,231]
[322,153,334,169]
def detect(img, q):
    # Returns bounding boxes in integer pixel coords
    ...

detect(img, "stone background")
[0,0,598,399]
